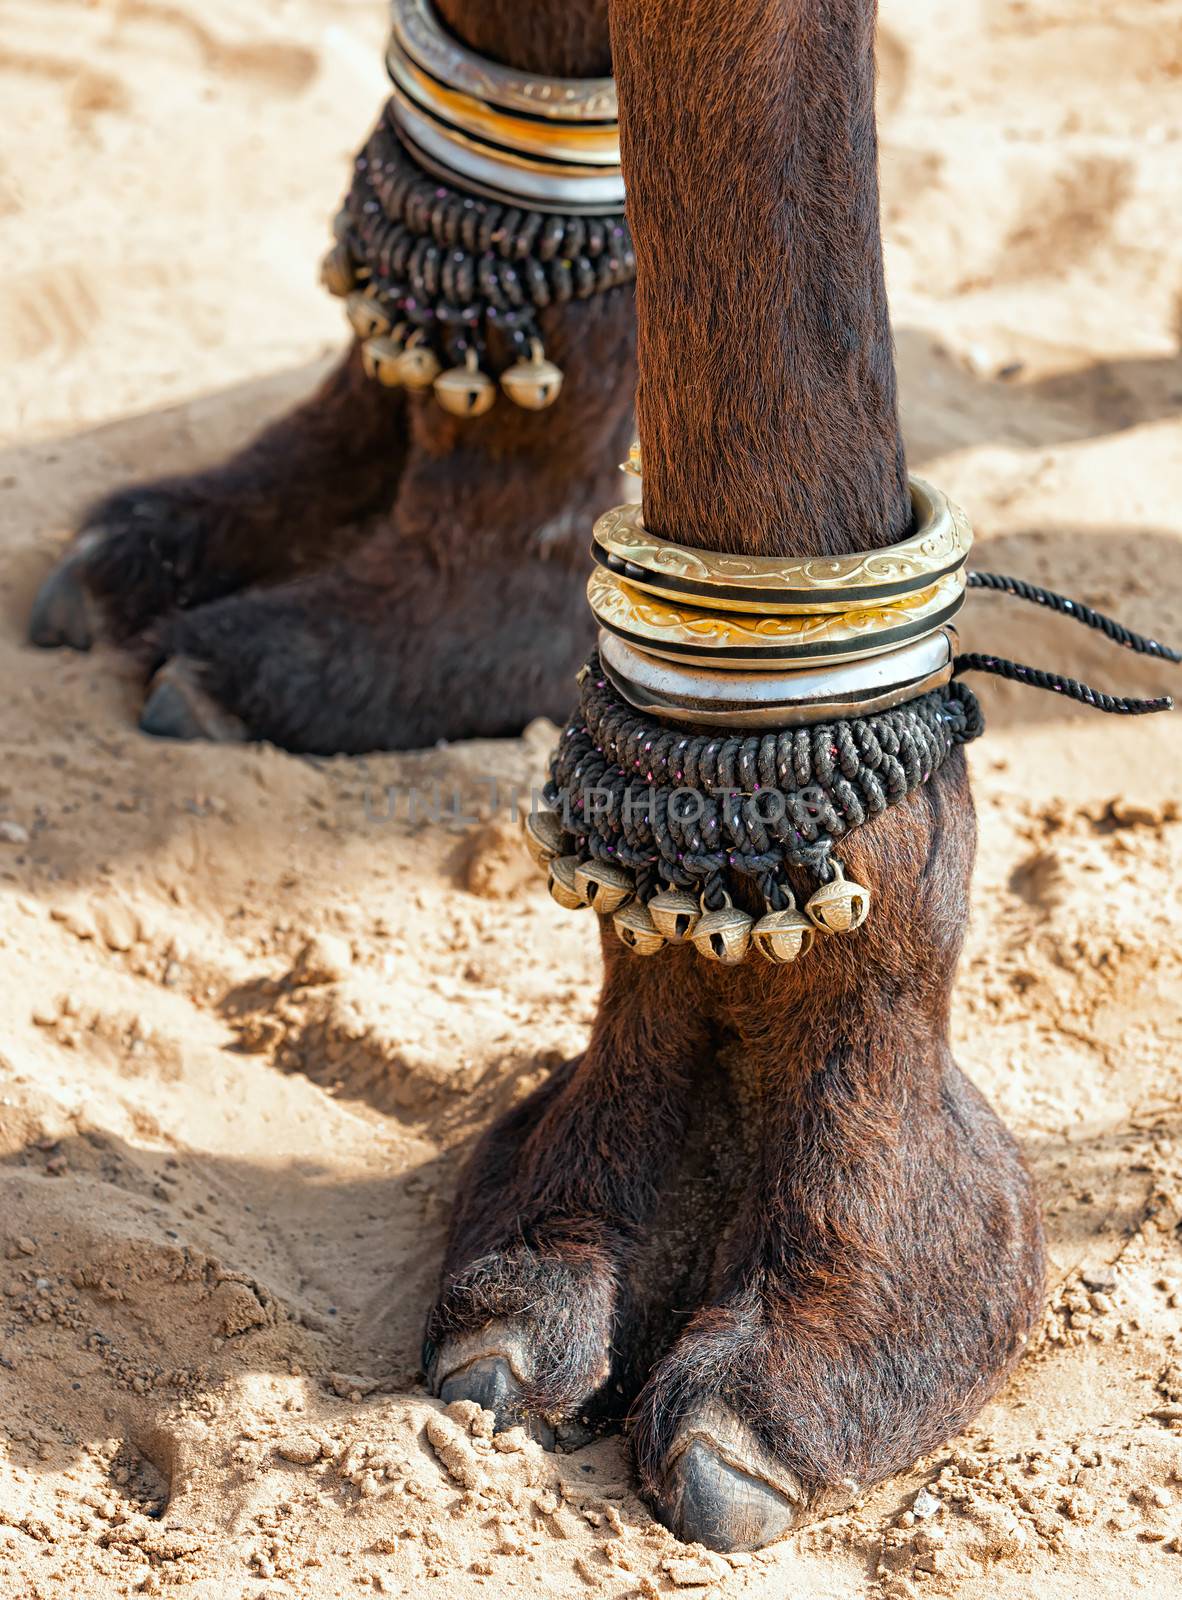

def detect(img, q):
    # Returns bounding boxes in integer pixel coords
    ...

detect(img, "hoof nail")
[435,1352,555,1450]
[554,1417,597,1452]
[28,559,99,650]
[140,659,248,744]
[653,1421,801,1552]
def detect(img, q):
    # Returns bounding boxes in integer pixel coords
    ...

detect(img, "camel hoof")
[28,552,100,650]
[139,659,248,744]
[434,1346,556,1449]
[651,1412,802,1552]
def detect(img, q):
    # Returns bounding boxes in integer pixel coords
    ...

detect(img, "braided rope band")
[324,112,635,415]
[524,650,982,964]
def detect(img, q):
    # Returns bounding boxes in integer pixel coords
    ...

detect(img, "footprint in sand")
[0,261,104,366]
[995,154,1135,285]
[108,0,319,95]
[876,25,910,122]
[0,2,317,106]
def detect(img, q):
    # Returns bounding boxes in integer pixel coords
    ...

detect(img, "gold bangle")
[587,565,966,669]
[391,0,618,124]
[388,41,621,166]
[388,85,626,213]
[593,476,972,614]
[388,85,623,181]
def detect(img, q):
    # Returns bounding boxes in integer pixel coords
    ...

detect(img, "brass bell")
[613,901,667,956]
[690,897,753,965]
[573,858,634,914]
[393,337,443,391]
[548,855,587,912]
[521,808,566,870]
[647,888,701,943]
[500,339,564,411]
[320,242,356,298]
[433,349,497,417]
[752,905,816,965]
[361,334,407,387]
[805,859,871,934]
[346,293,393,341]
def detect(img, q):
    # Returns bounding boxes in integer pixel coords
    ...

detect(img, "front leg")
[620,767,1047,1550]
[633,1047,1045,1550]
[425,946,721,1443]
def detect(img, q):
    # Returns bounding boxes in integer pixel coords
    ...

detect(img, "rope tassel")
[957,571,1179,715]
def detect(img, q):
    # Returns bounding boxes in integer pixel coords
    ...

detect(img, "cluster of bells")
[322,244,565,417]
[522,809,871,965]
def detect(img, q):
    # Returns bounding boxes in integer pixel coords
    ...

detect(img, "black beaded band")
[333,107,635,372]
[544,651,983,913]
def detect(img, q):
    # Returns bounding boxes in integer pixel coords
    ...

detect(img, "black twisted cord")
[952,654,1173,715]
[954,570,1178,714]
[967,571,1182,663]
[544,653,982,910]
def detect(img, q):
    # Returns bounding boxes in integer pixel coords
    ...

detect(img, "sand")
[1,0,1181,1595]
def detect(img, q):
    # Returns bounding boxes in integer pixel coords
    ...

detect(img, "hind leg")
[29,348,407,650]
[29,0,631,750]
[126,286,634,753]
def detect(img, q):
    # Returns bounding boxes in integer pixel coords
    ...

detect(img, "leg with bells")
[432,0,1045,1552]
[29,0,636,756]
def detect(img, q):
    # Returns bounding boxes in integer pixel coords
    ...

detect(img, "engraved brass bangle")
[391,0,618,123]
[598,627,959,728]
[387,38,620,165]
[593,477,972,613]
[588,566,967,669]
[389,86,626,213]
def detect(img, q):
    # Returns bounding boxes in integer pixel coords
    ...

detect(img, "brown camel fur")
[425,0,1045,1554]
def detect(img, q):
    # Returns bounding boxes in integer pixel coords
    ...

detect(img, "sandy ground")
[1,1,1181,1596]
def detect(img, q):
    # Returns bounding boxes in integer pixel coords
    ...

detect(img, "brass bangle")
[391,0,618,123]
[592,477,972,614]
[388,85,626,213]
[598,628,959,728]
[587,566,966,669]
[387,39,621,165]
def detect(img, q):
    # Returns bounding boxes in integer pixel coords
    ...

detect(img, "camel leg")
[426,950,722,1442]
[29,1,635,756]
[28,325,408,653]
[626,783,1043,1550]
[432,0,1045,1550]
